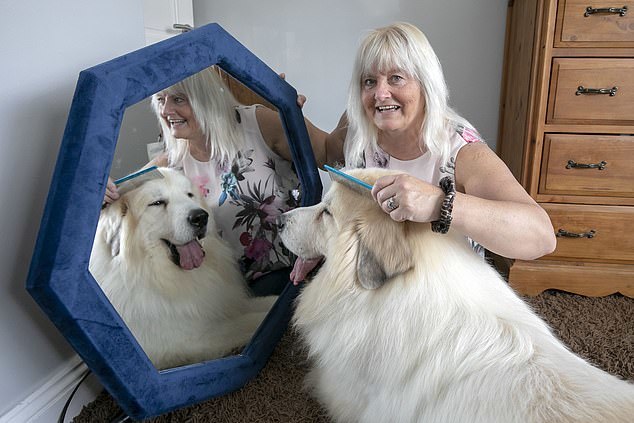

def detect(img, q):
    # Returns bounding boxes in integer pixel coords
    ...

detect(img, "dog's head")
[279,168,415,290]
[97,168,211,270]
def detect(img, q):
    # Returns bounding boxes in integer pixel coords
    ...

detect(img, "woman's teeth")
[376,105,399,112]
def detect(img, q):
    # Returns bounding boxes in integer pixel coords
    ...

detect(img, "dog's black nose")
[188,208,209,230]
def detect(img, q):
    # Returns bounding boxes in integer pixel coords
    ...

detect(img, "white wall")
[0,0,145,419]
[193,0,508,148]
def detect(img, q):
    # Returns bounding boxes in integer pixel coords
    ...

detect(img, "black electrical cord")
[110,410,132,422]
[56,368,133,422]
[57,368,91,423]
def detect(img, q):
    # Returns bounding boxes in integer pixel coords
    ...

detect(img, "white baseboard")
[0,355,102,423]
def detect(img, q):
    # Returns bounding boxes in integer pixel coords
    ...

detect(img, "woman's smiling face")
[155,92,204,141]
[361,69,425,135]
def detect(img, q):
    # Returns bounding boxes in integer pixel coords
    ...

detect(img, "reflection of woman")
[105,67,326,291]
[292,22,556,283]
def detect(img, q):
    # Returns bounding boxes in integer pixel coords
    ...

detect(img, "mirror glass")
[27,23,321,419]
[91,66,294,370]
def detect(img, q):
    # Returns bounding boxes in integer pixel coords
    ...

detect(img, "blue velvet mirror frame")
[26,23,322,419]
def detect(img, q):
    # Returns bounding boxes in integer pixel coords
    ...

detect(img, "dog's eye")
[149,200,166,207]
[187,192,194,198]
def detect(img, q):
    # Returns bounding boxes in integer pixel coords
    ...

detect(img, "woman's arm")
[325,112,348,166]
[451,142,556,259]
[372,142,556,260]
[256,106,328,167]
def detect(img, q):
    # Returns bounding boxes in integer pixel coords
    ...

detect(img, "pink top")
[363,125,485,256]
[363,125,483,185]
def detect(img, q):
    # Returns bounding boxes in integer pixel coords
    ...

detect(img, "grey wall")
[193,0,508,148]
[0,0,145,417]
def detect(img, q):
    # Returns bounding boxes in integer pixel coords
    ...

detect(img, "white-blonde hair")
[344,22,474,167]
[151,66,244,166]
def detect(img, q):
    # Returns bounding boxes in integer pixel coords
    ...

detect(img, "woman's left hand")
[371,173,444,223]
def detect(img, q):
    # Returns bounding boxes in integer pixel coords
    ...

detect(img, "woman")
[296,22,555,282]
[105,67,326,291]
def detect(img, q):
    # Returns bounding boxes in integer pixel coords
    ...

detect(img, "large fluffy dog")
[279,168,634,423]
[90,168,275,369]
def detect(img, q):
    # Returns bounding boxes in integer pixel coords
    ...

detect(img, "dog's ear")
[355,222,413,290]
[99,200,128,257]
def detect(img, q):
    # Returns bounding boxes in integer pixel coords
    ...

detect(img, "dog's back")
[288,168,634,423]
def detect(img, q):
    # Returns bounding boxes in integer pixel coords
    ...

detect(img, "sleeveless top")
[363,125,485,256]
[178,105,300,281]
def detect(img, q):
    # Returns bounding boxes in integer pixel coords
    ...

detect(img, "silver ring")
[386,196,398,211]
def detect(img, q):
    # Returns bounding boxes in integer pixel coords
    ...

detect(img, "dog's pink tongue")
[176,240,205,270]
[290,257,322,285]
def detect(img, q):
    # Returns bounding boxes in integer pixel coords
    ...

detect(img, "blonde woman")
[292,22,556,283]
[105,67,326,292]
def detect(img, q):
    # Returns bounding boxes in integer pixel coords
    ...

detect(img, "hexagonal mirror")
[26,23,321,420]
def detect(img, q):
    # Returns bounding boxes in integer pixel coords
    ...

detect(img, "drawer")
[543,203,634,262]
[555,0,634,47]
[547,58,634,125]
[539,134,634,198]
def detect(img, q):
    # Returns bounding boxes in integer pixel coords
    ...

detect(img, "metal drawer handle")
[556,229,596,238]
[575,86,618,96]
[566,159,607,170]
[173,24,193,33]
[584,6,628,17]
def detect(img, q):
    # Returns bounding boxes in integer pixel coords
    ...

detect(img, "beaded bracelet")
[431,176,456,234]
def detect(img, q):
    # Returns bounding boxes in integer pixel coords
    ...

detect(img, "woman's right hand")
[103,177,120,206]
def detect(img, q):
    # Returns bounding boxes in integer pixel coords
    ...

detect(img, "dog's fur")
[279,168,634,423]
[90,168,275,369]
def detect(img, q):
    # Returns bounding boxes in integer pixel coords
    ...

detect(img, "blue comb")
[324,165,373,192]
[114,165,163,194]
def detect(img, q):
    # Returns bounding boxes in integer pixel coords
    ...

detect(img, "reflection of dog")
[279,168,634,423]
[90,168,275,369]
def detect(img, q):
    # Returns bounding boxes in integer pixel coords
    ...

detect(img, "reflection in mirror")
[110,97,159,179]
[89,66,298,370]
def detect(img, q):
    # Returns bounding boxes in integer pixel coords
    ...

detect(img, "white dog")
[90,168,275,370]
[279,168,634,423]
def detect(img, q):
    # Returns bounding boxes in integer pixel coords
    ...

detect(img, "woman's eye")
[149,200,166,207]
[363,78,376,88]
[389,75,405,84]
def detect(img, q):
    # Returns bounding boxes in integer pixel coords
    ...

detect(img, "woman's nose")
[160,100,174,116]
[374,80,391,100]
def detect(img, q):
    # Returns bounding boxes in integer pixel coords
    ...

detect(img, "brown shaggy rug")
[73,290,634,422]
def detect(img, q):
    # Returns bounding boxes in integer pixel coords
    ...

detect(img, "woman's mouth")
[168,118,186,128]
[376,105,400,112]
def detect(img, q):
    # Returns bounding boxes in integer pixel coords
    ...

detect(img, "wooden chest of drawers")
[497,0,634,297]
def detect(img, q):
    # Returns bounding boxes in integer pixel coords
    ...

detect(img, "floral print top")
[179,105,300,281]
[363,125,485,256]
